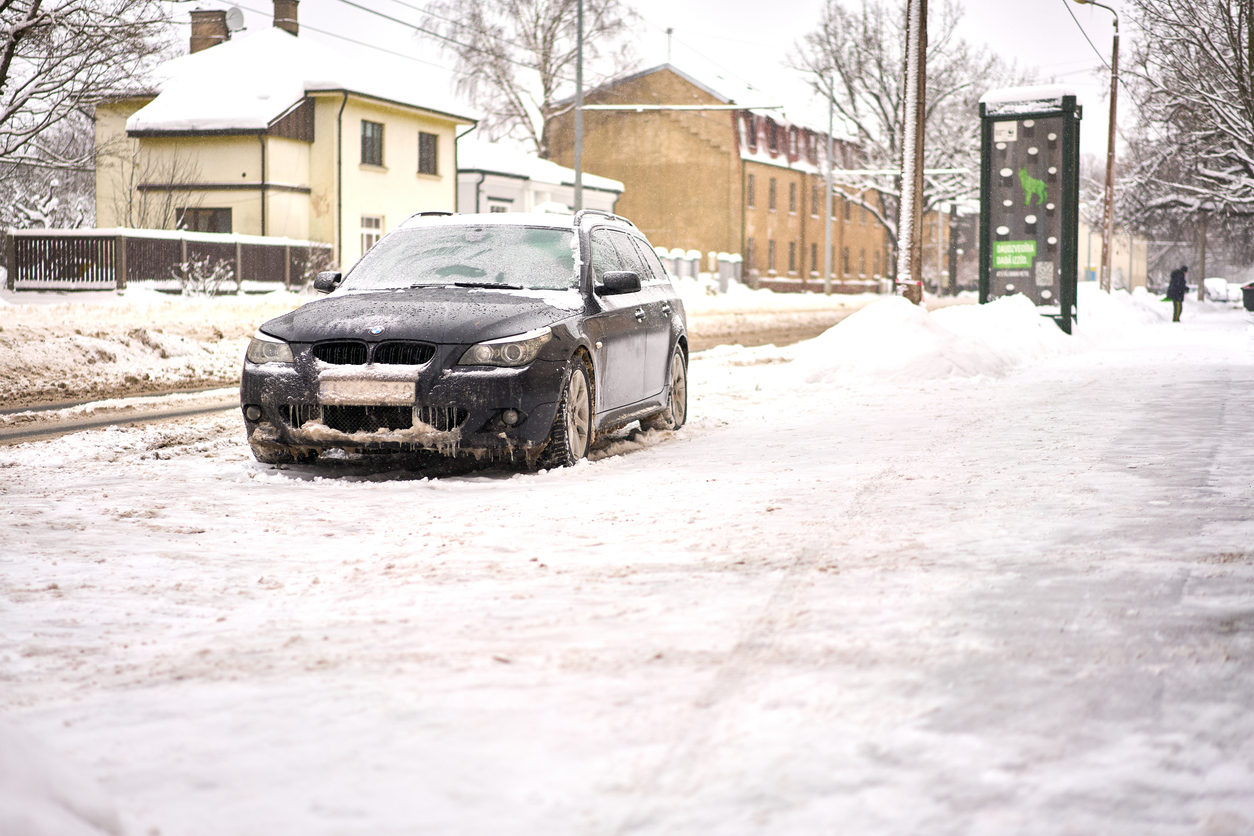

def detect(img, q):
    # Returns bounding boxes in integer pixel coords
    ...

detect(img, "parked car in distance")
[240,210,688,469]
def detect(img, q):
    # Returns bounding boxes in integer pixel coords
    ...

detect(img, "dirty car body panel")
[240,211,688,467]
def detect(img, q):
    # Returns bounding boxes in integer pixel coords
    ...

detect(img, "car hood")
[259,286,584,345]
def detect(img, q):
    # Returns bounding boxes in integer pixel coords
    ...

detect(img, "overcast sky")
[206,0,1127,156]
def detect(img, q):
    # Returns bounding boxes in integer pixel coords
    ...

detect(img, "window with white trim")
[361,215,383,252]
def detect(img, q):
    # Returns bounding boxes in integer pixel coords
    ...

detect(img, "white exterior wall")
[1078,220,1149,291]
[337,98,462,269]
[456,171,620,215]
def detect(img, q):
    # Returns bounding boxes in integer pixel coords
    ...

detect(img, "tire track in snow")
[608,422,955,834]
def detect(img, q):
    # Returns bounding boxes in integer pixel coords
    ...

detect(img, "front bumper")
[240,343,564,459]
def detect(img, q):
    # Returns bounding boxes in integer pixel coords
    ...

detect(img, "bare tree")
[1,0,171,173]
[1116,0,1254,275]
[1122,0,1254,219]
[104,141,204,230]
[0,111,93,229]
[420,0,635,157]
[792,0,1023,254]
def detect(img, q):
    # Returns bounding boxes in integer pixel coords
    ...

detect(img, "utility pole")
[895,0,926,304]
[573,0,584,212]
[824,74,834,295]
[1071,0,1118,294]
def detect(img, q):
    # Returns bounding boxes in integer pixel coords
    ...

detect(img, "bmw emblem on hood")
[369,326,384,335]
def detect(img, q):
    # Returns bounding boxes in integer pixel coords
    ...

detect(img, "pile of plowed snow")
[788,285,1173,385]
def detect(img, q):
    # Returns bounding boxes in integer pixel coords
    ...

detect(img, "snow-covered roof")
[127,27,477,134]
[458,140,623,194]
[980,85,1083,115]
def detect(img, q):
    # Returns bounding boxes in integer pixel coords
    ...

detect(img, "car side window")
[608,230,649,281]
[590,229,624,284]
[628,237,671,285]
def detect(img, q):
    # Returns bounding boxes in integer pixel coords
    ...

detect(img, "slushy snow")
[2,284,1253,836]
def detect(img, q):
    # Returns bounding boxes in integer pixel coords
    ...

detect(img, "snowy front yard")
[2,286,1253,835]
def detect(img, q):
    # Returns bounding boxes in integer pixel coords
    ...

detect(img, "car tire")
[537,358,593,469]
[642,347,687,431]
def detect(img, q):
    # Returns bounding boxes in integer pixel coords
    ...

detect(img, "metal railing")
[3,227,332,291]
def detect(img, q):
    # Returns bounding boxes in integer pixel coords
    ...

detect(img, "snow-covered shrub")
[172,256,238,297]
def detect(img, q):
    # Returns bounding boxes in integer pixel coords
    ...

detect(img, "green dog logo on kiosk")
[1019,169,1047,206]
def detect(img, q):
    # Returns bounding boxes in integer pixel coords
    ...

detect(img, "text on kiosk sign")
[993,240,1037,269]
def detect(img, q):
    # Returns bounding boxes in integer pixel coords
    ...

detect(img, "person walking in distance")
[1168,265,1188,322]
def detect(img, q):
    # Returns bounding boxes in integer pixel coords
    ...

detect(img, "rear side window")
[627,236,670,284]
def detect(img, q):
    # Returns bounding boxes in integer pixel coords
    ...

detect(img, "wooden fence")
[2,228,333,291]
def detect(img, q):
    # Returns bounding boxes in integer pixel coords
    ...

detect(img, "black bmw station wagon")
[240,210,688,469]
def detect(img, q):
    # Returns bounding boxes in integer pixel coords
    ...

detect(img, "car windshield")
[342,225,577,291]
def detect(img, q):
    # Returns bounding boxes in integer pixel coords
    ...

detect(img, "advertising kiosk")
[979,86,1081,333]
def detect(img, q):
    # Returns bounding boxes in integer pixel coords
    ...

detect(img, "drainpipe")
[336,92,348,267]
[475,171,486,213]
[258,132,267,236]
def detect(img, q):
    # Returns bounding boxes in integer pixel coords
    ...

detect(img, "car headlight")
[246,330,295,364]
[458,327,552,367]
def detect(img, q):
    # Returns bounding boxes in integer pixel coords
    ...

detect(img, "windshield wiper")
[449,281,524,290]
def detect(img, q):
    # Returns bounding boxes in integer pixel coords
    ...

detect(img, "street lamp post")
[1072,0,1119,294]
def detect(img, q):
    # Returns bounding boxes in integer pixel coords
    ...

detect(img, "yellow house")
[94,1,477,270]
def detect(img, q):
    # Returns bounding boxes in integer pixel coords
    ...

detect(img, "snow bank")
[788,294,1065,384]
[0,721,121,836]
[786,287,1162,386]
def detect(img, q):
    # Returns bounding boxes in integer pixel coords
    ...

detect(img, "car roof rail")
[405,210,455,222]
[573,208,636,229]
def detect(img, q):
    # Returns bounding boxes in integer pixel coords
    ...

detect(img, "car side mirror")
[596,270,641,296]
[313,271,342,293]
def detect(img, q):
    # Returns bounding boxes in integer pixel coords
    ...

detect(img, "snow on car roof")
[396,212,636,232]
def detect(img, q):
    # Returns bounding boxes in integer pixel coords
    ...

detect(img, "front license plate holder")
[319,379,415,405]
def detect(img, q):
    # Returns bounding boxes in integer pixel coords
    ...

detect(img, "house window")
[361,120,384,166]
[811,242,818,274]
[788,182,797,214]
[747,174,756,208]
[873,250,880,277]
[361,215,382,252]
[788,241,796,273]
[177,207,231,233]
[842,246,850,275]
[860,248,867,275]
[768,239,776,272]
[844,197,851,221]
[811,184,820,217]
[789,128,798,156]
[746,237,755,269]
[745,114,757,150]
[418,131,438,175]
[489,204,508,213]
[767,120,778,153]
[861,204,868,225]
[768,178,777,211]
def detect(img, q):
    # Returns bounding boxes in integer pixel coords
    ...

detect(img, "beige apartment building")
[546,64,893,289]
[94,0,476,269]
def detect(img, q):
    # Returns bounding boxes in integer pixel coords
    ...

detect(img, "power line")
[208,1,474,77]
[334,0,550,76]
[1061,0,1112,72]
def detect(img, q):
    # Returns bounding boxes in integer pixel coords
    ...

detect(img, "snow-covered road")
[2,288,1253,835]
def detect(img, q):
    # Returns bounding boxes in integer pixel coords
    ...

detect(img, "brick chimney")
[273,0,298,35]
[189,9,229,53]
